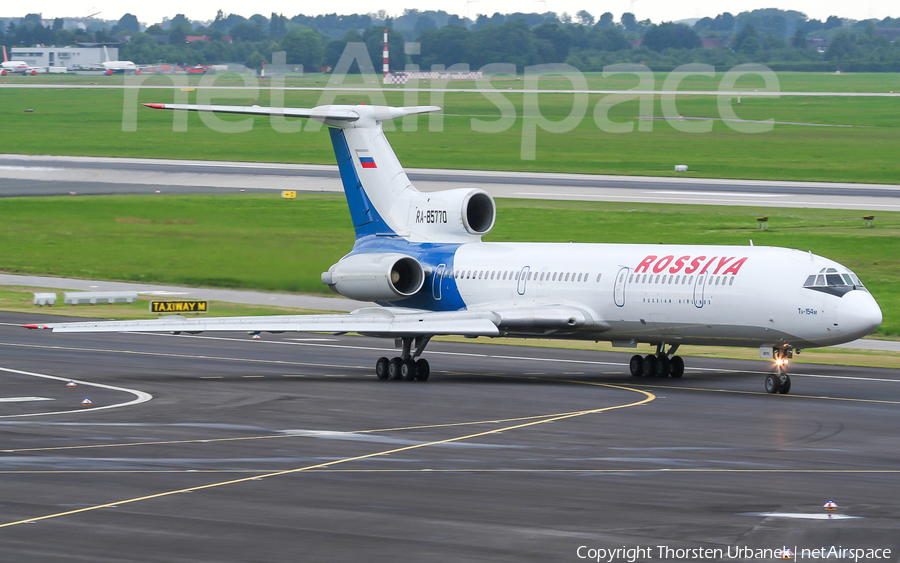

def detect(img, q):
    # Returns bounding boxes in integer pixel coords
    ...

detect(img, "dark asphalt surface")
[1,311,898,562]
[2,157,900,198]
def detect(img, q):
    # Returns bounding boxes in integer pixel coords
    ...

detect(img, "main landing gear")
[375,336,431,382]
[765,348,792,395]
[629,343,684,379]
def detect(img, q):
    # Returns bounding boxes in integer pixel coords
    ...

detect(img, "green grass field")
[0,194,896,337]
[0,78,898,183]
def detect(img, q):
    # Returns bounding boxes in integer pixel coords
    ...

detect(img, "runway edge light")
[82,398,92,406]
[67,380,77,388]
[824,500,838,510]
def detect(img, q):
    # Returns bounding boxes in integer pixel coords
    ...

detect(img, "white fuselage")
[443,242,880,349]
[1,60,28,70]
[102,61,138,71]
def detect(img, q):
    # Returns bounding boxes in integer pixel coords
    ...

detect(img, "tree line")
[2,9,899,72]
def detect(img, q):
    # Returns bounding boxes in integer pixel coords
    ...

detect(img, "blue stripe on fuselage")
[348,236,467,311]
[328,128,396,238]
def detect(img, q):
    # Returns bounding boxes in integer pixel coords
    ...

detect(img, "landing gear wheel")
[388,357,403,380]
[654,355,670,378]
[765,373,781,394]
[641,355,657,378]
[375,357,390,380]
[670,356,684,379]
[777,374,791,394]
[629,355,643,377]
[415,359,430,381]
[400,359,417,381]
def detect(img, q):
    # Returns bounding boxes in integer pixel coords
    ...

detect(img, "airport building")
[8,46,118,69]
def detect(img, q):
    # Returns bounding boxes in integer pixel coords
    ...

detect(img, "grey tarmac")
[0,311,899,562]
[2,154,899,210]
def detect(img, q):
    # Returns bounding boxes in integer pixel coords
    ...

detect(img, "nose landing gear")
[375,336,431,382]
[629,344,684,379]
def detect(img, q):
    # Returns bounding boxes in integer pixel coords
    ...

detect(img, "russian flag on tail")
[356,149,377,168]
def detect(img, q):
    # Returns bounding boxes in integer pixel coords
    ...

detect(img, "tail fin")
[2,46,8,63]
[102,45,109,63]
[143,104,441,241]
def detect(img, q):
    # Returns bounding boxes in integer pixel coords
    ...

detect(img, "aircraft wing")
[22,307,501,337]
[21,305,604,337]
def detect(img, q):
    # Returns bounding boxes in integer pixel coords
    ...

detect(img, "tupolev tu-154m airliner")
[23,104,883,394]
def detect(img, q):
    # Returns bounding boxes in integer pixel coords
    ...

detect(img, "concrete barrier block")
[64,291,138,305]
[33,293,57,306]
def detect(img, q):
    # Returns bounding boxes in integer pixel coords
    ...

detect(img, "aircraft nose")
[838,290,883,339]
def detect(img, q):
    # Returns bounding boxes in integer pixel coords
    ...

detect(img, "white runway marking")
[741,512,862,520]
[0,367,152,419]
[648,191,788,198]
[0,397,54,403]
[0,165,63,172]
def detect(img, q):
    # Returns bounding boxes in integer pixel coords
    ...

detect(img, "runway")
[2,83,900,97]
[1,311,898,561]
[2,154,899,210]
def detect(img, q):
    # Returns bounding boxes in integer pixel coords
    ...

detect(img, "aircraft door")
[517,266,530,295]
[432,264,446,301]
[693,271,708,308]
[614,267,629,307]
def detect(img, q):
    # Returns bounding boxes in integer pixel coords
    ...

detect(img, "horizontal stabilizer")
[142,103,440,126]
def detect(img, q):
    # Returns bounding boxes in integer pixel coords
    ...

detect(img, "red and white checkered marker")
[66,381,77,388]
[383,29,389,77]
[824,500,838,510]
[82,398,92,406]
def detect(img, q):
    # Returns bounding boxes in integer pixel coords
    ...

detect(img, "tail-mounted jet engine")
[404,188,496,241]
[321,253,425,301]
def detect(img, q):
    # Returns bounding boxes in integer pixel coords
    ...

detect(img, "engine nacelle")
[321,253,425,301]
[403,188,496,241]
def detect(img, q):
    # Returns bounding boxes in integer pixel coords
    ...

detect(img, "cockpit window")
[803,269,868,294]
